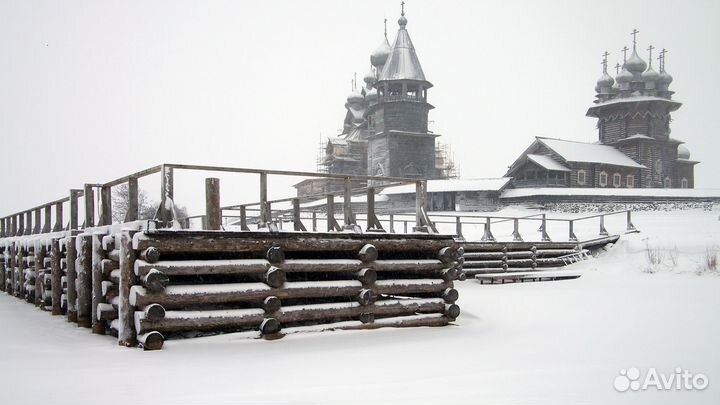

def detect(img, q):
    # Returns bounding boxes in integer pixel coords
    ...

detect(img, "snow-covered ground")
[1,208,719,404]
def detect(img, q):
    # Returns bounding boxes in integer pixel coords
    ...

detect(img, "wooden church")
[295,6,455,198]
[506,31,698,189]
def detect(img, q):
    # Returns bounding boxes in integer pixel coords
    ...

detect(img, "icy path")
[1,210,720,404]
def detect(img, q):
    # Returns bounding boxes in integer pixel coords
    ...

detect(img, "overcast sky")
[1,0,719,217]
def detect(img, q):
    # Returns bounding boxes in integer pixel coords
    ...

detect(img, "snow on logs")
[0,229,462,350]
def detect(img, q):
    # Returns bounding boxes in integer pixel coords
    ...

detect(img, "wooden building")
[296,7,455,197]
[506,33,698,189]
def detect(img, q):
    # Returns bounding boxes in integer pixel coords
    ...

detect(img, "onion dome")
[346,90,363,104]
[616,67,633,84]
[677,145,690,160]
[642,66,659,82]
[371,39,392,67]
[658,69,673,86]
[363,70,375,85]
[625,49,647,74]
[596,72,615,88]
[398,14,408,27]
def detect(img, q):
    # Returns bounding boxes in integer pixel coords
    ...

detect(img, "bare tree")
[111,184,157,222]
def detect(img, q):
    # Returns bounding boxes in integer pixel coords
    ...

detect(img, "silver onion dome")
[677,145,690,160]
[616,67,633,83]
[371,40,392,67]
[642,66,659,82]
[596,72,615,88]
[347,90,364,104]
[625,49,647,74]
[658,69,673,86]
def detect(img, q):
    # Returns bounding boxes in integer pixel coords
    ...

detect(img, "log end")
[264,267,286,288]
[442,288,459,304]
[144,303,166,322]
[358,244,378,262]
[260,318,281,335]
[357,289,377,306]
[142,247,161,264]
[438,247,459,264]
[138,331,164,351]
[359,312,375,324]
[266,246,285,264]
[445,304,461,320]
[356,268,377,286]
[143,269,170,292]
[263,296,281,314]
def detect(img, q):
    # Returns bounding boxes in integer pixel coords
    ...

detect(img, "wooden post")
[239,205,250,231]
[512,218,523,241]
[343,177,354,228]
[25,211,32,236]
[158,165,174,227]
[17,213,25,236]
[415,181,425,231]
[53,202,63,232]
[481,217,495,241]
[33,208,41,234]
[292,198,307,231]
[455,216,463,239]
[70,189,81,230]
[42,205,51,233]
[34,245,45,306]
[366,188,384,232]
[119,231,137,347]
[17,244,25,299]
[77,234,92,327]
[326,194,341,232]
[66,236,78,322]
[312,211,317,232]
[389,214,395,233]
[541,215,551,242]
[50,238,62,315]
[599,215,609,236]
[84,184,95,229]
[205,178,221,230]
[100,186,112,226]
[125,176,139,222]
[0,217,5,237]
[91,232,107,334]
[260,172,269,225]
[626,210,636,231]
[569,220,578,241]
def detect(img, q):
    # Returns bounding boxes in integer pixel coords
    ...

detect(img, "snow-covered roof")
[501,187,720,199]
[537,137,646,168]
[616,134,654,142]
[526,154,571,172]
[381,178,511,195]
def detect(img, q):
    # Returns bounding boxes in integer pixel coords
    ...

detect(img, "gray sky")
[1,0,719,217]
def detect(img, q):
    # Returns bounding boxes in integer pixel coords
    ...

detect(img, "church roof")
[379,16,427,82]
[537,137,646,168]
[526,154,571,172]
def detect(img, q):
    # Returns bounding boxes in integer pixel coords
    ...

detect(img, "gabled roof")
[537,137,645,168]
[526,154,571,172]
[379,19,427,82]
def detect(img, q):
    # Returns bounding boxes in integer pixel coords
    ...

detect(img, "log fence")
[1,164,459,350]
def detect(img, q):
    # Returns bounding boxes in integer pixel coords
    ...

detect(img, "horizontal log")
[101,259,119,276]
[135,298,448,333]
[283,313,452,335]
[102,235,115,251]
[97,303,117,321]
[133,232,456,254]
[133,258,457,278]
[101,281,116,297]
[129,279,451,309]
